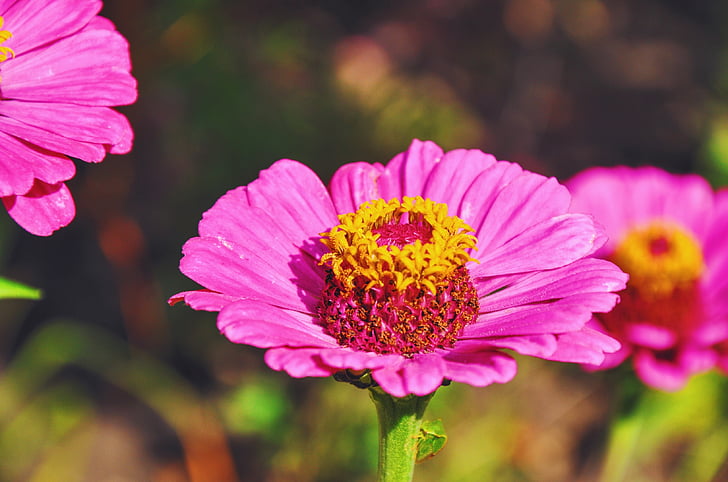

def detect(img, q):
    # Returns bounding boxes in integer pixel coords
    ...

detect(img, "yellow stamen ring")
[320,196,477,293]
[611,221,704,299]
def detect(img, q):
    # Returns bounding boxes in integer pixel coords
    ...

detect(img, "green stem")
[369,387,435,482]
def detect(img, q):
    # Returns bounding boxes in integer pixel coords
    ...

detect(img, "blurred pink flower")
[568,167,728,390]
[171,139,627,397]
[0,0,137,235]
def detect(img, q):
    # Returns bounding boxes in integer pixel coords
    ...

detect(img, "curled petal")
[3,181,74,236]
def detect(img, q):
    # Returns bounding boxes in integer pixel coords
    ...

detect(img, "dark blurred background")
[2,1,728,480]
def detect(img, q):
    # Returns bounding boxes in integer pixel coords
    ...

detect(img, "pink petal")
[317,348,403,371]
[3,181,74,236]
[243,160,339,250]
[179,237,321,313]
[0,101,133,155]
[568,167,715,252]
[703,189,728,284]
[0,131,76,196]
[475,258,627,312]
[218,300,338,348]
[581,318,632,370]
[264,347,337,378]
[197,200,326,300]
[329,162,386,214]
[1,0,101,55]
[459,161,524,233]
[632,349,692,391]
[168,290,238,312]
[0,116,107,163]
[379,139,444,200]
[465,292,620,338]
[455,334,558,358]
[198,161,336,267]
[545,327,621,364]
[371,354,446,397]
[441,351,518,387]
[421,148,497,215]
[2,28,137,106]
[475,172,571,253]
[624,323,676,349]
[475,214,607,276]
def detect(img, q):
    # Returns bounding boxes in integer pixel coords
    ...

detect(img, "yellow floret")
[612,221,704,299]
[320,196,477,293]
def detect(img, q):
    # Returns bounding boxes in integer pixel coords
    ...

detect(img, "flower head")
[568,166,728,390]
[171,140,627,397]
[0,0,137,235]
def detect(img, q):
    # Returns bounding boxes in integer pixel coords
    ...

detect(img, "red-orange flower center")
[601,222,704,338]
[317,197,480,355]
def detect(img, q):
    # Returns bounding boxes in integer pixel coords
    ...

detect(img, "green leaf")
[0,276,41,300]
[416,419,447,462]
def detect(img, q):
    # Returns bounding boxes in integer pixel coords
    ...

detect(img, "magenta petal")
[244,160,338,247]
[2,27,137,105]
[179,237,321,312]
[476,173,571,253]
[168,290,238,312]
[218,301,337,348]
[568,167,715,252]
[380,139,444,199]
[329,162,386,214]
[475,258,628,312]
[401,354,447,396]
[624,323,676,349]
[632,350,691,392]
[704,189,728,285]
[442,351,518,387]
[371,354,446,397]
[197,201,326,302]
[422,148,496,214]
[2,0,101,55]
[264,347,337,378]
[475,214,607,276]
[318,348,402,371]
[198,162,336,264]
[466,292,620,338]
[459,161,524,234]
[0,102,133,155]
[3,181,75,236]
[456,334,558,358]
[0,131,76,196]
[544,327,621,364]
[0,116,107,163]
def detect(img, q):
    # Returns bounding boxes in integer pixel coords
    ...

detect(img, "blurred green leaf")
[221,379,290,440]
[0,276,41,300]
[416,419,447,463]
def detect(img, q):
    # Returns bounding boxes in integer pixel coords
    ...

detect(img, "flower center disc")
[602,222,704,336]
[317,196,480,356]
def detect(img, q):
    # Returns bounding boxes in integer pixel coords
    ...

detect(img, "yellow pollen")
[0,16,15,63]
[320,196,477,293]
[611,222,704,299]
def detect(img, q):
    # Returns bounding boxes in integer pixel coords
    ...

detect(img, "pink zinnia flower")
[568,167,728,390]
[171,140,627,397]
[0,0,136,236]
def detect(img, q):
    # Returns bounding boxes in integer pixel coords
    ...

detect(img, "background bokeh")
[3,0,728,480]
